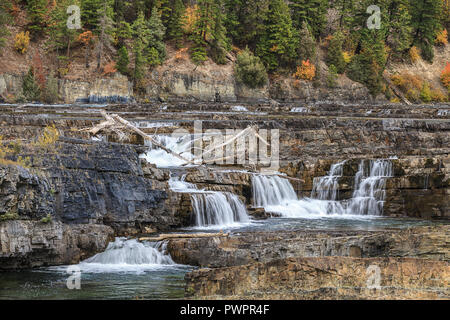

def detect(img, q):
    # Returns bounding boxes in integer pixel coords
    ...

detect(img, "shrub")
[420,82,432,103]
[235,48,268,88]
[0,211,19,221]
[342,51,353,64]
[441,62,450,89]
[435,29,448,46]
[14,31,30,54]
[35,124,59,148]
[102,61,117,76]
[409,46,420,63]
[175,47,188,61]
[293,60,316,81]
[40,214,52,224]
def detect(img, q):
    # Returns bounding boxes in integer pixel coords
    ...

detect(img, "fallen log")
[139,232,229,242]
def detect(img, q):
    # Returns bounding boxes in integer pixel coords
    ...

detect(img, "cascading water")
[251,159,393,217]
[169,176,249,228]
[252,175,297,207]
[77,238,176,273]
[140,135,194,168]
[346,160,393,216]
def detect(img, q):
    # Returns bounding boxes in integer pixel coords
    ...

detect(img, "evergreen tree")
[209,1,230,64]
[289,0,328,38]
[46,0,80,59]
[347,30,387,96]
[115,19,133,47]
[224,0,269,49]
[166,0,185,47]
[0,2,11,51]
[146,6,166,65]
[81,0,103,30]
[298,21,317,62]
[256,0,298,72]
[410,0,443,62]
[132,11,150,87]
[26,0,48,36]
[326,31,346,74]
[22,67,41,102]
[96,0,115,70]
[116,46,129,75]
[385,0,413,59]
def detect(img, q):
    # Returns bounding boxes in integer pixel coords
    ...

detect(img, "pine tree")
[209,1,230,65]
[115,19,133,47]
[132,11,150,87]
[298,21,317,62]
[289,0,328,38]
[26,0,48,36]
[116,46,129,75]
[23,67,41,102]
[256,0,298,72]
[347,30,387,96]
[410,0,443,62]
[166,0,185,48]
[224,0,269,49]
[46,0,81,62]
[146,6,166,65]
[81,0,103,30]
[326,31,346,74]
[385,0,413,59]
[0,2,11,51]
[96,0,115,70]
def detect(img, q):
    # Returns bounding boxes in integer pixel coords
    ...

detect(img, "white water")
[346,160,393,216]
[74,238,176,273]
[140,135,194,168]
[169,176,250,229]
[252,159,393,218]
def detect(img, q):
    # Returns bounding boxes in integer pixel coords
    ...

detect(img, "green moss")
[0,211,19,221]
[40,214,52,224]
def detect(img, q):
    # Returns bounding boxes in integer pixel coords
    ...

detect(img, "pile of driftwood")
[84,110,272,167]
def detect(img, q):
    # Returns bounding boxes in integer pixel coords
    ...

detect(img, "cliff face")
[0,139,187,269]
[0,73,134,104]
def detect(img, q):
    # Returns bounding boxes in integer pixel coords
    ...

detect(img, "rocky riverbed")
[0,101,448,299]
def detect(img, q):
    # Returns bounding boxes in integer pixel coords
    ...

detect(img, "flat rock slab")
[185,256,450,300]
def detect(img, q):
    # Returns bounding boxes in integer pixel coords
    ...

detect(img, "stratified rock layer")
[185,256,449,300]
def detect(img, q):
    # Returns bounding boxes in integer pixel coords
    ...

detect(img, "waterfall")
[77,238,175,273]
[140,135,194,168]
[252,175,297,207]
[311,161,345,201]
[251,159,392,217]
[169,176,249,228]
[346,160,393,216]
[191,192,249,227]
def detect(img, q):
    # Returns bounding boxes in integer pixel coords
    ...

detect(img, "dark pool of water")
[0,265,192,300]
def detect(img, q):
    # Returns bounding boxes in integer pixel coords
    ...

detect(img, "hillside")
[0,0,448,104]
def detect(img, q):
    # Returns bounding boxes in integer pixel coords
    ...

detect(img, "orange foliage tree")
[441,62,450,89]
[293,60,316,81]
[78,31,94,68]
